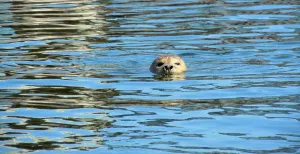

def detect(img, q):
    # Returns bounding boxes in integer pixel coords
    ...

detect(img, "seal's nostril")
[164,66,168,70]
[170,66,173,70]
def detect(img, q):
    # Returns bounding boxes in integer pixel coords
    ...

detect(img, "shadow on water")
[0,0,300,153]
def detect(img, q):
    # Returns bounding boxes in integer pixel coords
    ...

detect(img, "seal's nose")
[164,65,173,71]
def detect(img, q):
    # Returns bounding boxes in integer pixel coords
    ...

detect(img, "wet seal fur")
[150,55,187,77]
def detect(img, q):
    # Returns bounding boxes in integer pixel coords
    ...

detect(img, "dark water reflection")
[0,0,300,153]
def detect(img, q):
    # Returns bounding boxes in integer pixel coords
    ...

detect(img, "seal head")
[150,55,187,75]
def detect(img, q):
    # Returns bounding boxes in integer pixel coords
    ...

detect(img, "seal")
[150,55,187,75]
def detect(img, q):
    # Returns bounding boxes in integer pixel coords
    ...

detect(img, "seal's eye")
[175,62,180,65]
[156,62,164,67]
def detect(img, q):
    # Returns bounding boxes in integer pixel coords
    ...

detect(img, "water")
[0,0,300,153]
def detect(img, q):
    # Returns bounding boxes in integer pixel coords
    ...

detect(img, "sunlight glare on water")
[0,0,300,153]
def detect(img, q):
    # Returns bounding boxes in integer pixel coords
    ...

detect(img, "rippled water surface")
[1,0,300,153]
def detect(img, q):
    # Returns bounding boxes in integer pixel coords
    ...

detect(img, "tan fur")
[150,55,187,75]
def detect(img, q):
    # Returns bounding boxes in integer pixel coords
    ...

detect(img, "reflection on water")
[0,0,300,153]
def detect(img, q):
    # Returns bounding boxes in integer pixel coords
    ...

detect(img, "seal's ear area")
[150,55,165,73]
[172,56,187,73]
[149,59,158,73]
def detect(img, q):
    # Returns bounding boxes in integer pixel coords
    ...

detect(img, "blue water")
[0,0,300,153]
